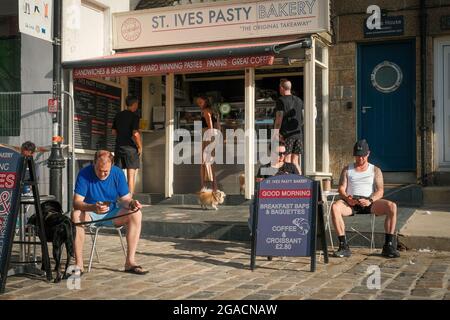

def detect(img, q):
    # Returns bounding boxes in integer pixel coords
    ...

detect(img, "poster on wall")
[73,79,122,151]
[18,0,53,42]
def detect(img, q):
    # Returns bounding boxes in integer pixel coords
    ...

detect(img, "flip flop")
[124,265,148,275]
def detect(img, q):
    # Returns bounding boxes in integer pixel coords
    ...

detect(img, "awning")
[63,38,311,79]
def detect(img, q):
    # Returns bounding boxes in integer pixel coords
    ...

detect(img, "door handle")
[362,106,372,114]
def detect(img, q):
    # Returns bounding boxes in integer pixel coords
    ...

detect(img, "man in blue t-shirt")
[72,150,147,275]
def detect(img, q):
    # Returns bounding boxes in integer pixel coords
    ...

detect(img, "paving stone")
[341,294,371,300]
[1,235,449,300]
[242,294,272,300]
[186,291,217,299]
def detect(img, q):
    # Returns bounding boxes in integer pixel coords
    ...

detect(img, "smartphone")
[97,201,111,206]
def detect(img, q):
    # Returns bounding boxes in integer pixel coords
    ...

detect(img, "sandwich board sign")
[250,174,328,272]
[0,146,25,293]
[0,146,52,293]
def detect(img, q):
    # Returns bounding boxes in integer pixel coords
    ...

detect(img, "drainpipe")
[420,0,428,186]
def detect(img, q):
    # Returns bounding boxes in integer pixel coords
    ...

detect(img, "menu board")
[74,79,122,151]
[0,146,24,293]
[254,174,315,257]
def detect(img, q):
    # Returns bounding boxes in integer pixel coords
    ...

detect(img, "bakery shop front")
[63,0,332,200]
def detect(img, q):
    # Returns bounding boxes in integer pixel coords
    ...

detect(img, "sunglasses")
[278,152,286,156]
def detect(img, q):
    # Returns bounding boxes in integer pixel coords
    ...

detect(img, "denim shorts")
[88,207,121,227]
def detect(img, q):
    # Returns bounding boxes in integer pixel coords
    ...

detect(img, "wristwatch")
[369,198,374,204]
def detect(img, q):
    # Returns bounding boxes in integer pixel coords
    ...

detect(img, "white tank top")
[346,163,375,197]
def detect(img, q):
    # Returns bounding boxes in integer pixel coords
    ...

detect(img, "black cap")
[353,139,370,156]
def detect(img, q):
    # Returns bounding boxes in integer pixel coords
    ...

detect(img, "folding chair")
[348,213,376,252]
[323,191,339,251]
[88,224,127,272]
[324,192,377,252]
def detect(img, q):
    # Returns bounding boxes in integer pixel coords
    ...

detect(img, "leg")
[331,200,353,236]
[53,237,62,283]
[200,164,205,190]
[211,165,218,191]
[127,168,137,196]
[113,208,142,268]
[371,199,397,234]
[62,239,72,280]
[71,210,91,272]
[331,200,354,257]
[371,199,400,258]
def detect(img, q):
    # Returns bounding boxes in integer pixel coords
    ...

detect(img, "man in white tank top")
[331,140,400,258]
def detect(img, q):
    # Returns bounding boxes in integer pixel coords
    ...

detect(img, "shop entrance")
[357,41,416,171]
[172,69,303,194]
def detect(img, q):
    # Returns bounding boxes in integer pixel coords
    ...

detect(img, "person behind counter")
[196,96,221,192]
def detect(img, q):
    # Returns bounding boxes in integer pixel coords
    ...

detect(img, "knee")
[388,201,397,215]
[331,203,341,218]
[130,210,142,224]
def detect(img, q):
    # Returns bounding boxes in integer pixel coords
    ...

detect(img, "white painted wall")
[62,0,130,62]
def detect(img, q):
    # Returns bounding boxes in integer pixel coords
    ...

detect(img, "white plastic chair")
[88,224,127,272]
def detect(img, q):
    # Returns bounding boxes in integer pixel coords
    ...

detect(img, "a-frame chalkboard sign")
[0,146,52,293]
[250,175,328,272]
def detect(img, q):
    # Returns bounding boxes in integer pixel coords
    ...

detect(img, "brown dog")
[197,189,226,210]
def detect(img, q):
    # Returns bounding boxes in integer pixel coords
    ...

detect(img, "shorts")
[88,207,121,227]
[115,145,140,169]
[284,135,303,155]
[351,204,372,216]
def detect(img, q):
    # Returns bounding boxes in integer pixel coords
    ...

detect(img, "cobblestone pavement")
[1,235,449,300]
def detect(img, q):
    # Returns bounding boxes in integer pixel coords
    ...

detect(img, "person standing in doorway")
[196,96,220,192]
[273,79,304,175]
[112,95,142,196]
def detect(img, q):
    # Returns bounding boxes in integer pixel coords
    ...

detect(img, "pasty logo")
[121,18,142,42]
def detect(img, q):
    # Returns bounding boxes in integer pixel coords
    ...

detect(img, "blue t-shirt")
[74,164,129,212]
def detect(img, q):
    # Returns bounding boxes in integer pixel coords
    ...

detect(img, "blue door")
[357,41,416,171]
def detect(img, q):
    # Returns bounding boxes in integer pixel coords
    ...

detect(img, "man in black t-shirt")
[112,95,142,195]
[273,79,304,174]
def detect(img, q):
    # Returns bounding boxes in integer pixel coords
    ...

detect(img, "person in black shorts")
[331,140,400,259]
[112,95,142,195]
[273,79,304,174]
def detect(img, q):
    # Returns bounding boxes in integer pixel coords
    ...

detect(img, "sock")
[338,235,347,246]
[385,233,394,246]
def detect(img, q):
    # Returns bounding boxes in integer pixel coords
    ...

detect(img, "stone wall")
[329,0,450,184]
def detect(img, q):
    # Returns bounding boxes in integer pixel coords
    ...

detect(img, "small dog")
[239,173,245,195]
[197,189,226,210]
[28,200,76,283]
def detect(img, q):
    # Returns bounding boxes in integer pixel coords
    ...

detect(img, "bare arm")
[338,166,358,206]
[112,129,117,136]
[271,111,283,141]
[132,130,142,155]
[203,109,214,130]
[371,166,384,201]
[73,193,108,214]
[118,193,142,210]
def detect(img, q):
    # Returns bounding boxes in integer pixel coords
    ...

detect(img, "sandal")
[124,265,148,275]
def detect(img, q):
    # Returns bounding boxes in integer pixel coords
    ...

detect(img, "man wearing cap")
[331,139,400,258]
